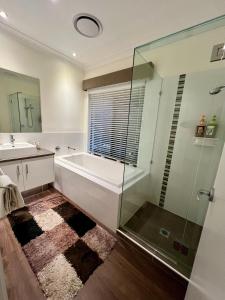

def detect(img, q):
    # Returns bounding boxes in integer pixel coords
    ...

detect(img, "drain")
[159,228,170,238]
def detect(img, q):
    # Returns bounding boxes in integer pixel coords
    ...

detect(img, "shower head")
[209,85,225,95]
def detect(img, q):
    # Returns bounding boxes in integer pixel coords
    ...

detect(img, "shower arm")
[209,85,225,95]
[217,85,225,90]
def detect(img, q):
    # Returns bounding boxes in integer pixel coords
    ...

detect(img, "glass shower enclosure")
[119,15,225,278]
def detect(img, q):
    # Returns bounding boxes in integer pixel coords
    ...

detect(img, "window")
[88,83,145,165]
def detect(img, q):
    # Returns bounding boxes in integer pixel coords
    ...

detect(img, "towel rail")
[0,187,10,190]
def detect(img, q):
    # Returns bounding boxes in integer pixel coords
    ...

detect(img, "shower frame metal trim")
[117,228,189,282]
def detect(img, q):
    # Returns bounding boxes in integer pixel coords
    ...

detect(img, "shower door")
[119,16,225,278]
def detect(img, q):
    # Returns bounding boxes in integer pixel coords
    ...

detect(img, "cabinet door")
[0,161,24,191]
[22,156,54,190]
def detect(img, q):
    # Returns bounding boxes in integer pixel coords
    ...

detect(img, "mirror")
[0,68,42,132]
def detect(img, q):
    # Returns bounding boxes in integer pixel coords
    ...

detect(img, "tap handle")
[68,146,77,151]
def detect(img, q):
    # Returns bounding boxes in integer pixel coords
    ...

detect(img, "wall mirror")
[0,68,42,132]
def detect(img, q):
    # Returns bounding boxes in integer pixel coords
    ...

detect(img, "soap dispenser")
[205,115,217,138]
[195,115,206,137]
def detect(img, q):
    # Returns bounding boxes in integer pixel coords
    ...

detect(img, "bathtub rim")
[55,153,122,194]
[55,152,146,194]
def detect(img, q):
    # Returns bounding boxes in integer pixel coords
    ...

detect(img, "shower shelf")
[193,137,218,147]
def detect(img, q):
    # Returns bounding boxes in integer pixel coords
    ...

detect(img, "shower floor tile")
[124,201,202,276]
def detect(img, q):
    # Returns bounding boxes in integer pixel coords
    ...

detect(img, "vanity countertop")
[0,148,54,163]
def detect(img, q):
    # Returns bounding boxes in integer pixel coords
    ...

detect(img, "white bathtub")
[56,152,143,191]
[54,152,144,231]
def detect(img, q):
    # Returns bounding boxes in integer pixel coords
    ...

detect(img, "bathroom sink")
[0,142,37,160]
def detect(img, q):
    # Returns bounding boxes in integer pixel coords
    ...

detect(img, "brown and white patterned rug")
[8,191,117,299]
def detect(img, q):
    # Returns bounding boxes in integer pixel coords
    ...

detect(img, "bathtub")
[54,152,144,231]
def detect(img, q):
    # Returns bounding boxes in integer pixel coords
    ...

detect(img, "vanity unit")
[0,143,54,192]
[0,67,50,192]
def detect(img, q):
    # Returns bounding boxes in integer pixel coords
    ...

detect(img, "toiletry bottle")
[205,115,217,138]
[195,115,206,137]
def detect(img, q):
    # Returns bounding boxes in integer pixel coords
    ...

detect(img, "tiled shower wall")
[146,68,225,225]
[159,74,186,207]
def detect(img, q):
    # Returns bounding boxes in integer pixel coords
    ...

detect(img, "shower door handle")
[197,187,215,202]
[25,164,29,178]
[16,165,20,181]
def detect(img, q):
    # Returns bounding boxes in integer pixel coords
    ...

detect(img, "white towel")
[0,169,25,218]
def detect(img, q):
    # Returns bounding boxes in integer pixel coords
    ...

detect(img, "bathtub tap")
[68,146,77,151]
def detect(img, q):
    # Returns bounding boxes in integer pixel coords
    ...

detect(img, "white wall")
[0,28,85,133]
[140,25,225,77]
[84,56,132,79]
[164,68,225,225]
[144,75,179,206]
[185,143,225,300]
[137,73,162,171]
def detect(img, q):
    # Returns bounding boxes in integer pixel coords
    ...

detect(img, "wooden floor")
[0,189,187,300]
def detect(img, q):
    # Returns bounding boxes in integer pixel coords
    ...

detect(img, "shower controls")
[24,98,34,128]
[210,43,225,62]
[9,134,15,147]
[197,188,215,202]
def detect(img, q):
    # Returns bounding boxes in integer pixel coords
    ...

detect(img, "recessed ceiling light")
[72,52,76,57]
[0,11,8,20]
[73,13,103,38]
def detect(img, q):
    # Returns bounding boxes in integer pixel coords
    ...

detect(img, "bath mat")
[8,192,117,299]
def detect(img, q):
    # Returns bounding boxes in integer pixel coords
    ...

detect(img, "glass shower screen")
[119,15,225,278]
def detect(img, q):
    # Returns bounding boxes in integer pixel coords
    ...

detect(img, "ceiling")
[0,0,225,72]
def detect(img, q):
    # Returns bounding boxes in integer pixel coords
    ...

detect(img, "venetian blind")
[88,84,145,165]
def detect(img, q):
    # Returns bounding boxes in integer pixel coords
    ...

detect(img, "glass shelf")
[193,137,218,147]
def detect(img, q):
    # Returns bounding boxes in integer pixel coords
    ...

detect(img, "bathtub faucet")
[9,134,15,147]
[68,146,77,151]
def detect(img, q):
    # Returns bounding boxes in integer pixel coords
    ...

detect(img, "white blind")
[88,84,145,165]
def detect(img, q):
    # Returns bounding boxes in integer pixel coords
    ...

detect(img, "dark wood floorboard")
[0,218,45,300]
[0,189,187,300]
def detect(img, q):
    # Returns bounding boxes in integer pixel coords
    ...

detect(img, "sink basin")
[0,142,37,160]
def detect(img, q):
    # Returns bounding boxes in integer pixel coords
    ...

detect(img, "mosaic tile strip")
[159,74,186,208]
